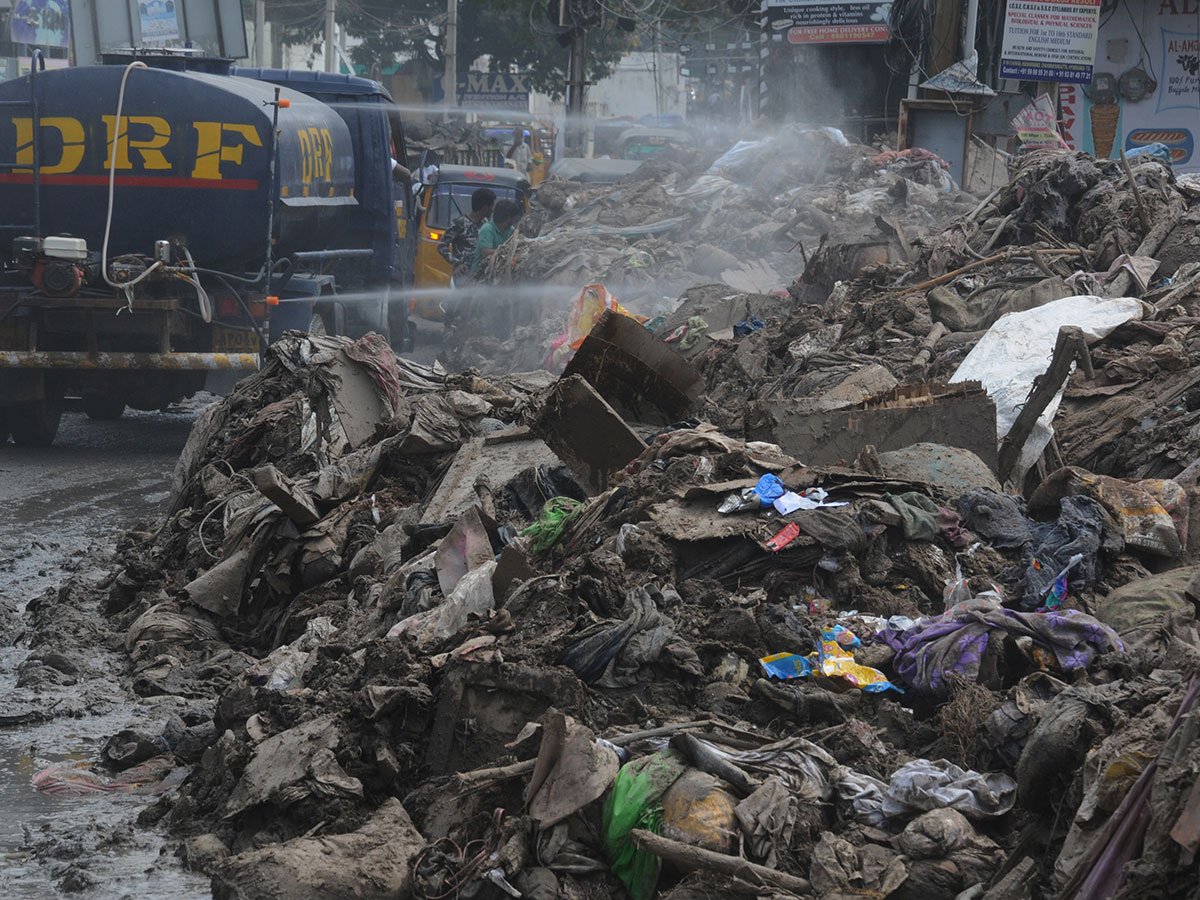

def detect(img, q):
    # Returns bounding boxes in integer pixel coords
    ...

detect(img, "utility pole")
[445,0,458,121]
[963,0,979,65]
[324,0,336,73]
[566,26,587,155]
[255,0,265,67]
[653,23,663,117]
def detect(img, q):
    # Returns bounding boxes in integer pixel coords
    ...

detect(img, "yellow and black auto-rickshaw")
[411,163,531,319]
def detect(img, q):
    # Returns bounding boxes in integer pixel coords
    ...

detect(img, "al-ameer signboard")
[1059,0,1200,171]
[999,0,1102,83]
[764,0,891,44]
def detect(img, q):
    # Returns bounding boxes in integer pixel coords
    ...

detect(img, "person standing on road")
[471,199,521,280]
[506,132,533,175]
[438,187,496,283]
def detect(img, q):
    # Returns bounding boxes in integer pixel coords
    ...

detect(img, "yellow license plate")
[212,325,262,353]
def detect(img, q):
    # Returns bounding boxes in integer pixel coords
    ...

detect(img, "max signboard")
[456,73,530,110]
[764,0,891,44]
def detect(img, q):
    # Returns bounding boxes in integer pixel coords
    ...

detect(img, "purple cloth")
[876,599,1124,696]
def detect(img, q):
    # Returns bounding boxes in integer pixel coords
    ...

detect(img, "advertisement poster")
[139,0,180,43]
[9,0,71,49]
[1060,1,1200,171]
[432,72,531,110]
[999,0,1102,83]
[764,0,891,44]
[1012,93,1071,147]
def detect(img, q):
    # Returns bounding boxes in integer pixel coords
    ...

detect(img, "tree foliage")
[250,0,756,95]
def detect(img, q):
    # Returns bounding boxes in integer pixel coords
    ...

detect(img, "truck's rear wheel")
[83,394,126,421]
[311,301,345,338]
[10,395,63,447]
[344,286,391,344]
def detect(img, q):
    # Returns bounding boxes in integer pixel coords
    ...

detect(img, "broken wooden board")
[563,309,703,424]
[748,381,999,472]
[423,433,561,522]
[648,499,781,542]
[253,464,320,527]
[533,375,646,494]
[327,351,390,449]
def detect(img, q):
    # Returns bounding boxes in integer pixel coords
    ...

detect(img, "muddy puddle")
[0,406,211,899]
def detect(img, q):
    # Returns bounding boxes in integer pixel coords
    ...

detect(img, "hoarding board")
[10,0,71,48]
[69,0,247,65]
[138,0,180,43]
[999,0,1102,83]
[433,72,531,110]
[458,72,530,110]
[1060,1,1200,172]
[764,0,891,44]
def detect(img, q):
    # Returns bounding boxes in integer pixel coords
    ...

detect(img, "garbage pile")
[63,145,1200,900]
[508,126,975,301]
[443,127,978,375]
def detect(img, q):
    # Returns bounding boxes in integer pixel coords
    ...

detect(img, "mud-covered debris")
[43,138,1200,900]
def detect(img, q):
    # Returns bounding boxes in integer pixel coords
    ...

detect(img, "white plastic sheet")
[705,140,763,177]
[837,759,1017,824]
[950,294,1143,482]
[389,560,497,649]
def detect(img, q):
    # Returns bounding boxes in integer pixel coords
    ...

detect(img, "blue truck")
[0,51,415,444]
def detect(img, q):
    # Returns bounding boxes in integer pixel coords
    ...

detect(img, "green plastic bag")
[521,497,583,555]
[602,750,687,900]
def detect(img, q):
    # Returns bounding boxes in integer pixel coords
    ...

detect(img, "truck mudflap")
[0,351,261,371]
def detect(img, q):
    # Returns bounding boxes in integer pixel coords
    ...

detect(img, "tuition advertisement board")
[1060,0,1200,172]
[763,0,891,44]
[999,0,1102,83]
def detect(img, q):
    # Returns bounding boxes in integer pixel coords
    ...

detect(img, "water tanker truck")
[0,51,415,445]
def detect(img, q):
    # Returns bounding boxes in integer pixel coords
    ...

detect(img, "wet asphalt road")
[0,329,442,897]
[0,404,198,608]
[0,403,210,899]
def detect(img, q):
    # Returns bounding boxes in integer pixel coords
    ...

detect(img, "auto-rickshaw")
[411,163,531,320]
[616,126,696,161]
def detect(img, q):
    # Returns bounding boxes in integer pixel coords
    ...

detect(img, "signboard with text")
[10,0,71,48]
[1060,2,1200,171]
[138,0,180,43]
[999,0,1101,83]
[764,0,891,44]
[456,72,530,110]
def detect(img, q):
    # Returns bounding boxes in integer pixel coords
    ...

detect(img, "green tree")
[250,0,757,94]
